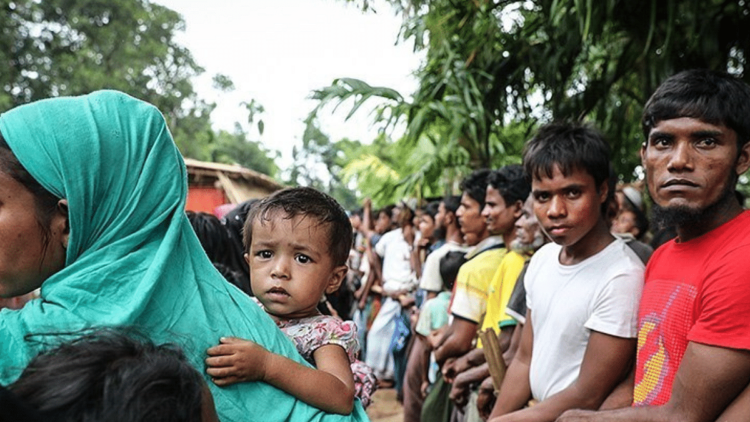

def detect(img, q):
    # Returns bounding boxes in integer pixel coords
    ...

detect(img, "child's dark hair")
[488,164,531,206]
[523,122,612,213]
[460,169,491,208]
[439,251,468,292]
[243,187,353,267]
[642,69,750,148]
[7,329,205,422]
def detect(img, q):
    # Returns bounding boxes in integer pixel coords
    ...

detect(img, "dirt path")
[366,388,403,422]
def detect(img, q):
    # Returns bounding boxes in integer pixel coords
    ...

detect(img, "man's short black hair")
[459,169,491,208]
[488,164,531,206]
[524,122,612,214]
[441,195,462,215]
[243,187,353,267]
[642,69,750,148]
[422,201,441,220]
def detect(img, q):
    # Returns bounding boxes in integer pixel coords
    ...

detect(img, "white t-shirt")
[375,228,415,294]
[526,239,644,401]
[418,241,469,292]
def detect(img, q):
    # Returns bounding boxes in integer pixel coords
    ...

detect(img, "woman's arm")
[206,337,356,415]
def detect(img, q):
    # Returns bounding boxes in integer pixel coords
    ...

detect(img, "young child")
[206,187,376,414]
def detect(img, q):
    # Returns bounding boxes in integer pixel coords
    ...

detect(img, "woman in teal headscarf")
[0,90,369,422]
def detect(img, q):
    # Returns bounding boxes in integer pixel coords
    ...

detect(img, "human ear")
[735,141,750,176]
[598,181,610,204]
[512,200,524,219]
[243,253,251,265]
[55,199,70,249]
[325,265,348,294]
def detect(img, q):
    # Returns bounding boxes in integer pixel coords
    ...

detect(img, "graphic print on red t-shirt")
[633,279,697,406]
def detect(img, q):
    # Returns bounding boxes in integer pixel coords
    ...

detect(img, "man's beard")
[651,184,735,231]
[510,231,545,254]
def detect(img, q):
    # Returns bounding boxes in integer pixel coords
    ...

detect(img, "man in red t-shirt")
[559,70,750,422]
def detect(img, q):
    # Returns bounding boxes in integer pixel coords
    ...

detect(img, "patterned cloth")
[276,314,377,408]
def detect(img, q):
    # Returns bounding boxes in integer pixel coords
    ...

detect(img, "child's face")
[531,165,607,248]
[245,214,346,320]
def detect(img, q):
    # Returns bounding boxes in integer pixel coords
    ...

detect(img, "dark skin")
[434,317,478,366]
[434,193,490,365]
[477,323,525,419]
[489,167,636,422]
[440,188,521,389]
[489,311,633,422]
[556,118,750,422]
[449,326,514,407]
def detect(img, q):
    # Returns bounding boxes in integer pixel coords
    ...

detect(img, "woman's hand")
[205,337,270,386]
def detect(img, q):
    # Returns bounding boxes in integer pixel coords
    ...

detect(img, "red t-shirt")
[633,211,750,406]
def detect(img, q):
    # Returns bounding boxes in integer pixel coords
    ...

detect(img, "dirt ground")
[366,388,403,422]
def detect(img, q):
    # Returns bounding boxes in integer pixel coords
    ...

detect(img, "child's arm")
[206,337,356,415]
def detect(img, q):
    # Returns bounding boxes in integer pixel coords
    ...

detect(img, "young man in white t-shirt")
[488,122,644,422]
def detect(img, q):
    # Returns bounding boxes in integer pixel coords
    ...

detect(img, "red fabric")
[633,211,750,406]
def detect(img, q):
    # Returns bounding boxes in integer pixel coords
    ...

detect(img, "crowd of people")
[334,68,750,422]
[1,68,749,422]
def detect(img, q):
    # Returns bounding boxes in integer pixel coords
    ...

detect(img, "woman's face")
[0,171,68,298]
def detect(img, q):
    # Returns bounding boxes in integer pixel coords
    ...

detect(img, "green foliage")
[324,0,750,198]
[212,125,279,177]
[1,0,201,119]
[1,0,281,181]
[286,115,361,209]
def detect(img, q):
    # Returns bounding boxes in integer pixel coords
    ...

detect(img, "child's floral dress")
[275,314,377,408]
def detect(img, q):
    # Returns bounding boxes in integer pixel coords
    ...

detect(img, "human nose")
[515,214,527,230]
[547,196,566,219]
[667,141,693,172]
[271,257,290,280]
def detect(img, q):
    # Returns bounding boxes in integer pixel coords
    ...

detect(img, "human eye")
[566,188,582,199]
[533,192,550,203]
[649,134,672,148]
[696,137,717,148]
[255,250,273,259]
[295,254,313,264]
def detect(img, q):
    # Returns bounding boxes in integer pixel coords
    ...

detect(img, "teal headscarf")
[0,91,368,422]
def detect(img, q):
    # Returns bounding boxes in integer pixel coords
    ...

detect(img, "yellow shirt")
[478,250,527,348]
[450,248,507,326]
